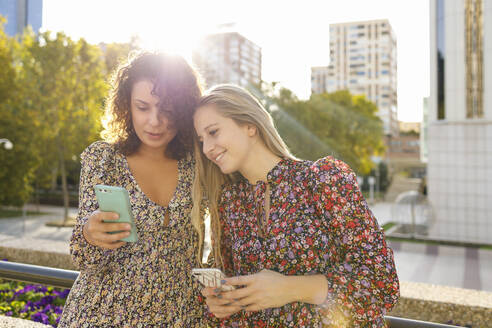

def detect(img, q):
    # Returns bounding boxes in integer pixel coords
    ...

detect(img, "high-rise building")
[311,66,330,95]
[428,0,492,244]
[0,0,43,36]
[192,32,261,89]
[312,19,398,137]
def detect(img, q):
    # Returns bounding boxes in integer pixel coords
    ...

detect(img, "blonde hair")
[191,84,297,268]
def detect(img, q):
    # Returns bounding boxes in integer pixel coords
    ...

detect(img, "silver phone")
[191,268,235,291]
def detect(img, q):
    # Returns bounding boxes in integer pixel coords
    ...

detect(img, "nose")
[202,138,215,157]
[149,107,165,127]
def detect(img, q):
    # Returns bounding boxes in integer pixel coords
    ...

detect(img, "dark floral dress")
[212,157,399,327]
[58,141,205,328]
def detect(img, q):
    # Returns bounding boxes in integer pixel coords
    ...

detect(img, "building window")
[437,0,446,120]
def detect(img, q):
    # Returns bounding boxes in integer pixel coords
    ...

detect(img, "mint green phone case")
[94,185,138,243]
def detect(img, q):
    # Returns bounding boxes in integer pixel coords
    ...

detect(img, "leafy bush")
[0,279,69,327]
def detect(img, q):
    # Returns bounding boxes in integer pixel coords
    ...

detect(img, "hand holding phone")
[83,211,131,249]
[192,268,235,292]
[94,185,138,243]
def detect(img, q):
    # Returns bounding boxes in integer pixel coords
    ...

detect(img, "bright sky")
[42,0,429,122]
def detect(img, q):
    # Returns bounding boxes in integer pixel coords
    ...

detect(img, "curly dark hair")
[101,51,203,159]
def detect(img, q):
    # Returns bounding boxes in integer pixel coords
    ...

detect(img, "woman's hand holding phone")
[201,269,290,318]
[82,210,131,249]
[201,286,242,318]
[203,269,327,317]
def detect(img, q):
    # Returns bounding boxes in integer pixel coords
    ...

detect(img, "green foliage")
[0,209,46,218]
[262,83,385,175]
[0,278,69,327]
[0,21,109,208]
[100,36,140,76]
[0,17,39,206]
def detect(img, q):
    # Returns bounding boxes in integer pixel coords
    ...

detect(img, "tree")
[18,31,108,221]
[0,17,39,206]
[260,83,385,175]
[99,35,141,75]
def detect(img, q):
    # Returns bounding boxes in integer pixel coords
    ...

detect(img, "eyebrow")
[196,123,218,140]
[134,99,164,107]
[204,123,218,131]
[134,99,149,105]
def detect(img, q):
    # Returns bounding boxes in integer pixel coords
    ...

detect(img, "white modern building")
[428,0,492,244]
[311,66,330,95]
[192,32,261,89]
[311,19,398,136]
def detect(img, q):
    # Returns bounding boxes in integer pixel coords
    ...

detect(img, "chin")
[217,164,234,175]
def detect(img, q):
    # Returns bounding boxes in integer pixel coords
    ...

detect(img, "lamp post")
[371,156,382,200]
[0,139,13,150]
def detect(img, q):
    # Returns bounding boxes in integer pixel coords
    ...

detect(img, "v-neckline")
[122,154,182,211]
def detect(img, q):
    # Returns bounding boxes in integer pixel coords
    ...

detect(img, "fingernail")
[113,214,119,219]
[126,224,131,230]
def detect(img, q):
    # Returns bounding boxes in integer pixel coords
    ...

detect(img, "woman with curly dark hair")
[59,52,206,327]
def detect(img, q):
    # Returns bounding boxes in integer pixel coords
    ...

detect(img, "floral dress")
[213,157,399,327]
[58,141,205,328]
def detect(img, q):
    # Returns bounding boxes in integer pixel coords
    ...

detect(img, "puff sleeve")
[69,141,118,270]
[312,157,399,327]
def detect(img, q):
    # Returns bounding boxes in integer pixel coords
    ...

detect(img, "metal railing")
[0,260,78,289]
[0,261,463,327]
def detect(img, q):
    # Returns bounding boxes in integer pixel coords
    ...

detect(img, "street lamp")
[371,156,382,199]
[0,139,13,150]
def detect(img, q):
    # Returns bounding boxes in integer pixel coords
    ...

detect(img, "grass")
[0,209,47,219]
[361,191,385,201]
[382,222,397,231]
[382,221,492,251]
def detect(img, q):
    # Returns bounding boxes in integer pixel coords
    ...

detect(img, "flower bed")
[0,279,69,327]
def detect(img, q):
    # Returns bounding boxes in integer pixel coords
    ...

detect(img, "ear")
[246,124,257,137]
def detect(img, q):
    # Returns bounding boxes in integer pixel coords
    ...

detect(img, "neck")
[240,144,282,185]
[134,144,170,162]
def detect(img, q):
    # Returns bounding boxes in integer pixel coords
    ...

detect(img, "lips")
[144,131,165,141]
[213,151,226,163]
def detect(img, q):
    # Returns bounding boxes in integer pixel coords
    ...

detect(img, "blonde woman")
[192,85,399,327]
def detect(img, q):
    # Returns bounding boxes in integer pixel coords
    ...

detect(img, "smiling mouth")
[215,152,225,162]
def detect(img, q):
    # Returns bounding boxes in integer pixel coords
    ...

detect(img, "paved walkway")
[1,203,492,292]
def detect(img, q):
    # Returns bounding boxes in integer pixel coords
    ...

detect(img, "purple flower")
[43,304,53,313]
[5,311,12,316]
[40,295,56,306]
[53,289,70,299]
[31,312,50,324]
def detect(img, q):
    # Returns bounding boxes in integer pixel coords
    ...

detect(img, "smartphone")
[191,268,235,291]
[94,185,138,243]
